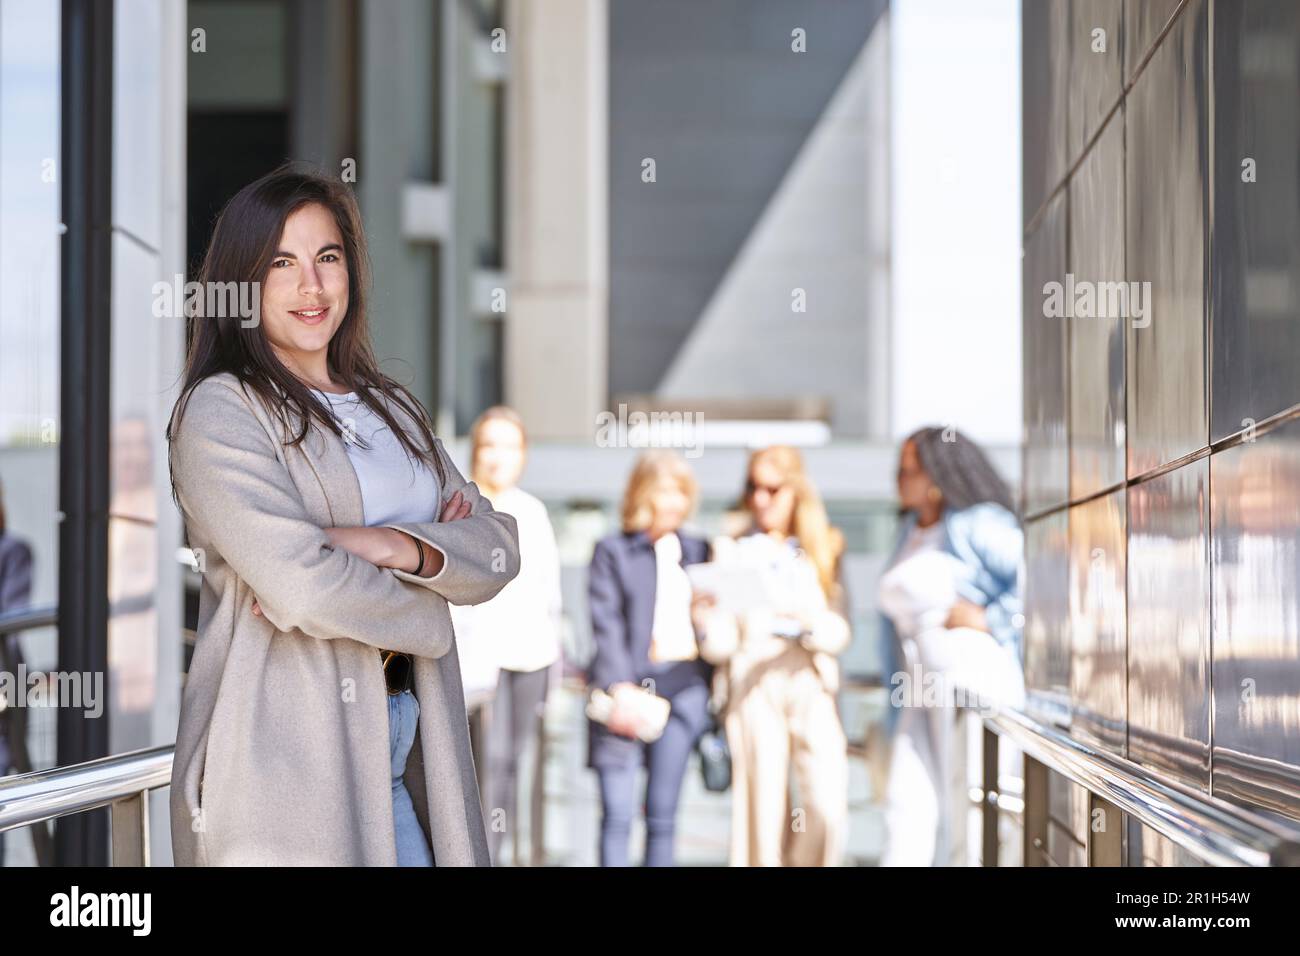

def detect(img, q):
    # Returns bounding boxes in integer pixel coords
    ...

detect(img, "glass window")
[0,0,61,867]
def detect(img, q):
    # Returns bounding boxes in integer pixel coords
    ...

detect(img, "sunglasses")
[745,479,785,497]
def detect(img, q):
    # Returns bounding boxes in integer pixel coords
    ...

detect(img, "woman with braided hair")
[876,426,1025,866]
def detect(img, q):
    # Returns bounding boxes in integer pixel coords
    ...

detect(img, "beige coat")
[696,533,851,704]
[696,532,851,866]
[167,372,520,866]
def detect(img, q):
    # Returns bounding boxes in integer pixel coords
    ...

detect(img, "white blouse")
[312,388,439,527]
[450,485,563,685]
[648,532,698,663]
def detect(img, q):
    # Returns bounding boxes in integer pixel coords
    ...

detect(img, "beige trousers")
[724,642,848,866]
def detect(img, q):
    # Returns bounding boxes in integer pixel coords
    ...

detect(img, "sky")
[891,0,1023,446]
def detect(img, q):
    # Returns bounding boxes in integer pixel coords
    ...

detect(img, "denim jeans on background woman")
[596,667,711,867]
[389,688,435,867]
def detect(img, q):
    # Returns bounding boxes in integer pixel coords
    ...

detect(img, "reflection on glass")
[1127,459,1210,791]
[1124,0,1186,84]
[1068,0,1123,160]
[1023,193,1069,515]
[1210,0,1300,441]
[1124,2,1209,477]
[1025,511,1070,724]
[1068,489,1126,756]
[0,0,60,442]
[1022,0,1070,226]
[108,416,158,753]
[1069,116,1126,500]
[0,0,61,868]
[1211,418,1300,821]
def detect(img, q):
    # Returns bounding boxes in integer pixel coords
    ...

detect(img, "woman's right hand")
[606,682,643,739]
[439,489,471,522]
[945,598,989,632]
[690,591,717,632]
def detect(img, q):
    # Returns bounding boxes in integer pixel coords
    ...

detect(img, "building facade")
[1021,0,1300,864]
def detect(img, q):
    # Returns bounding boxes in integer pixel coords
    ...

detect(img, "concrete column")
[503,0,608,441]
[358,0,438,416]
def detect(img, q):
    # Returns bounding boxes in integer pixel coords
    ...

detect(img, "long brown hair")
[166,163,444,504]
[741,445,844,602]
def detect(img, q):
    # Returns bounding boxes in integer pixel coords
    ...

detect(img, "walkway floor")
[498,681,886,867]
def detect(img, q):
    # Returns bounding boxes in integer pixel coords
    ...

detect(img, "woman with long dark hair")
[876,426,1024,866]
[165,163,520,866]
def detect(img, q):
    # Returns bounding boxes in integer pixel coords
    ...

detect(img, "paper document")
[685,561,770,613]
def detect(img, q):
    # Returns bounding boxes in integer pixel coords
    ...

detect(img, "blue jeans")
[389,689,434,867]
[597,676,710,867]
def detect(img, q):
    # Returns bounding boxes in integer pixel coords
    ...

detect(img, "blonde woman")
[694,445,851,866]
[450,406,562,864]
[587,451,712,866]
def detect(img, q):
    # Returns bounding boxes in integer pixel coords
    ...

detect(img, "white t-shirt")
[450,485,562,686]
[876,521,964,639]
[311,388,440,526]
[648,532,698,663]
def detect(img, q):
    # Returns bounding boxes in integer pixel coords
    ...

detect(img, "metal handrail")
[0,604,58,635]
[0,745,174,866]
[0,745,173,832]
[9,686,1296,867]
[984,707,1300,867]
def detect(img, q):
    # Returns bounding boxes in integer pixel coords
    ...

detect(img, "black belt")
[380,649,414,695]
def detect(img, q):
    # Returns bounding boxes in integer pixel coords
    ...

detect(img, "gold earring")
[927,486,942,502]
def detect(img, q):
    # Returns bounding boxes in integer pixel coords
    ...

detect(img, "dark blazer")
[586,529,712,768]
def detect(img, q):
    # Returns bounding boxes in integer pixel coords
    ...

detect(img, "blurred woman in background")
[694,445,851,866]
[877,426,1024,866]
[587,451,712,867]
[451,406,562,865]
[0,478,35,867]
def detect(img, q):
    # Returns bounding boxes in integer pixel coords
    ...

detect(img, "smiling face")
[260,202,350,378]
[474,417,526,492]
[646,475,691,538]
[747,456,796,535]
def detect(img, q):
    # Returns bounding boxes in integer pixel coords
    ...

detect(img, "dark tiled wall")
[1021,0,1300,823]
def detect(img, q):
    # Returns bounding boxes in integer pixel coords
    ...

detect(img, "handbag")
[696,712,731,793]
[586,684,671,742]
